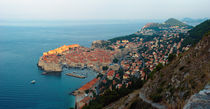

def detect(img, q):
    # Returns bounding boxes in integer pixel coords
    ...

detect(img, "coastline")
[36,19,194,109]
[0,22,146,109]
[37,42,131,108]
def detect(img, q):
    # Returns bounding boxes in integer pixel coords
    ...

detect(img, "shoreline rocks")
[37,58,62,72]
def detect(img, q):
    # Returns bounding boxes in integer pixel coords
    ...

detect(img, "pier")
[65,73,86,78]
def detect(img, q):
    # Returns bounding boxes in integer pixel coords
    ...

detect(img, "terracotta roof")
[80,96,91,103]
[79,78,99,91]
[107,70,115,76]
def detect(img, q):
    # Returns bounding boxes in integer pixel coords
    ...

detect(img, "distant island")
[37,18,210,109]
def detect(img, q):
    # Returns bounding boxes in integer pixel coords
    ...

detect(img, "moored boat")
[31,80,36,84]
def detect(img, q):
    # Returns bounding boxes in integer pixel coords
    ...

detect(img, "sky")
[0,0,209,20]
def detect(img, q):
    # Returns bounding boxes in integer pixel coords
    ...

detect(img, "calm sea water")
[0,21,147,109]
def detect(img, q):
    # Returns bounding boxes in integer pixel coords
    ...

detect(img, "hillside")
[108,18,192,44]
[103,20,210,109]
[81,20,209,109]
[182,17,209,26]
[140,32,210,108]
[164,18,189,26]
[182,19,210,47]
[105,31,210,109]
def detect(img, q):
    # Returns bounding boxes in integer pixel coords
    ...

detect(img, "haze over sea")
[0,20,159,109]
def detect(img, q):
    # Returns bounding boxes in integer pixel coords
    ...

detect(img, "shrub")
[179,66,185,71]
[102,66,108,70]
[150,93,163,102]
[113,58,119,63]
[168,53,176,62]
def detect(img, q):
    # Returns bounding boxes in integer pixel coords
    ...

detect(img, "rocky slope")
[103,21,210,109]
[141,33,210,108]
[183,84,210,109]
[38,58,62,72]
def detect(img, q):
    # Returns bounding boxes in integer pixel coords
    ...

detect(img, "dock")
[65,73,86,78]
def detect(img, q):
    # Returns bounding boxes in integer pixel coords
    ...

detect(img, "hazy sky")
[0,0,209,20]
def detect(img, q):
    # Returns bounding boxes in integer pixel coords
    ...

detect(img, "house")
[122,40,129,43]
[78,78,99,91]
[125,71,130,75]
[107,70,115,80]
[123,74,129,79]
[78,96,91,109]
[115,73,120,80]
[141,72,146,80]
[116,84,122,89]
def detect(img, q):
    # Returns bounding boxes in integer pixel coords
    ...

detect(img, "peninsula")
[38,43,124,73]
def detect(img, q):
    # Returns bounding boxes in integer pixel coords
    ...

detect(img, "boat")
[31,80,36,84]
[42,72,47,75]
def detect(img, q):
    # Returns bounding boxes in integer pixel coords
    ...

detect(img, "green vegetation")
[83,19,210,109]
[106,46,114,51]
[182,19,210,47]
[85,89,89,94]
[108,33,156,44]
[129,98,157,109]
[102,66,108,70]
[82,88,131,109]
[108,34,140,43]
[119,45,125,49]
[148,63,164,80]
[164,18,190,27]
[150,93,163,102]
[113,58,119,63]
[168,53,176,62]
[82,79,145,109]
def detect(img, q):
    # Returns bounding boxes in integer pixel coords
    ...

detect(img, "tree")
[102,66,108,70]
[113,58,119,63]
[156,63,164,71]
[148,63,163,79]
[168,53,176,62]
[143,68,150,74]
[119,45,125,49]
[85,89,89,94]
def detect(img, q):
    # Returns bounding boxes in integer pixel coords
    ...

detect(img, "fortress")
[43,44,80,56]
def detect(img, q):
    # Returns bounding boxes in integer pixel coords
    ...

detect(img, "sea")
[0,20,161,109]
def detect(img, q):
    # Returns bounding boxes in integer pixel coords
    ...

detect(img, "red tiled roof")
[103,79,107,84]
[115,74,120,78]
[80,96,91,103]
[107,70,115,76]
[79,78,99,91]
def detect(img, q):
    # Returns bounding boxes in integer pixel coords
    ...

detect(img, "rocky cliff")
[38,57,62,72]
[183,84,210,109]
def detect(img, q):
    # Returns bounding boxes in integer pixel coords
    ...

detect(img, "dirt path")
[139,92,166,109]
[104,89,167,109]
